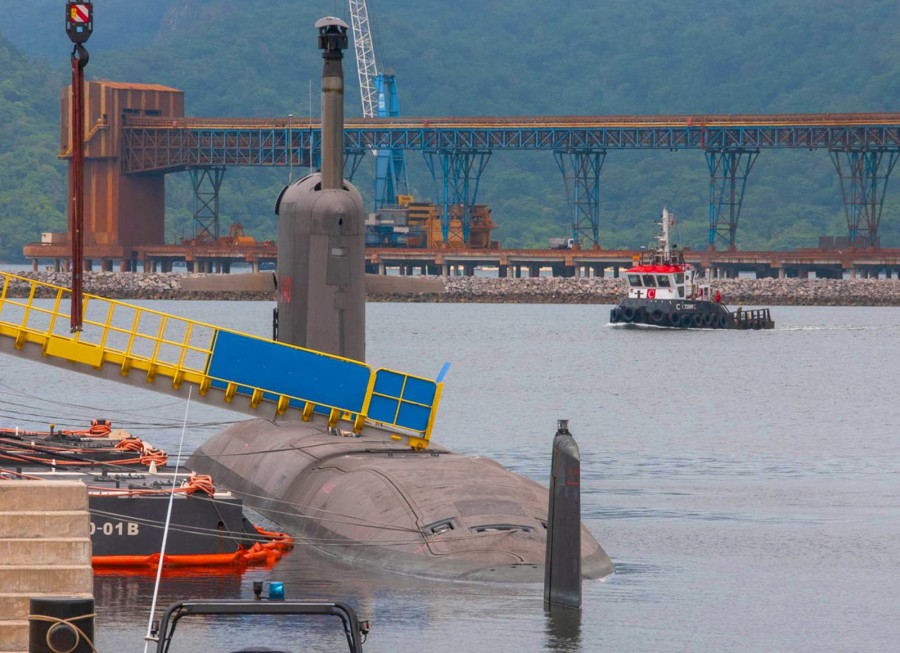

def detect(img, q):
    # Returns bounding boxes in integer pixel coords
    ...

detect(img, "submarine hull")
[187,418,614,582]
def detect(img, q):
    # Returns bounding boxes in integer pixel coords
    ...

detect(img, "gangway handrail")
[0,272,442,448]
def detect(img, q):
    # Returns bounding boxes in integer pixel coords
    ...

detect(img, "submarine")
[188,17,613,582]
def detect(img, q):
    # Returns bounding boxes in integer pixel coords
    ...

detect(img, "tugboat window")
[656,275,671,287]
[676,273,685,284]
[642,274,656,287]
[628,274,642,286]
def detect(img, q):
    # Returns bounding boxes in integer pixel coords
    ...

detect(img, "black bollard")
[29,597,95,653]
[543,419,582,609]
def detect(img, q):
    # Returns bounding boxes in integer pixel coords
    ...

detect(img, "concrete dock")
[0,481,93,653]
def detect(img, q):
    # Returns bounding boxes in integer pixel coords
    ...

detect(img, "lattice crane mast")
[348,0,409,209]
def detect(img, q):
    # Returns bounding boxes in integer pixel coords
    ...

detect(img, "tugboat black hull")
[610,299,773,329]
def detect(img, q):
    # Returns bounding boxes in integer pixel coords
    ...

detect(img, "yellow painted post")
[45,288,66,341]
[97,300,116,353]
[276,395,290,415]
[422,381,443,443]
[149,315,168,366]
[123,308,142,363]
[176,322,194,371]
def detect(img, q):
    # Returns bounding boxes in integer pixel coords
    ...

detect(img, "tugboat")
[609,209,774,330]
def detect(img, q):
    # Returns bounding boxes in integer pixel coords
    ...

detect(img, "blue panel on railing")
[368,369,438,432]
[206,330,371,413]
[399,375,439,406]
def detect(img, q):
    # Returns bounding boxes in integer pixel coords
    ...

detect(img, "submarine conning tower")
[275,16,366,361]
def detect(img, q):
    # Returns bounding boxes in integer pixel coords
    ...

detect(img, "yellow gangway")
[0,272,442,449]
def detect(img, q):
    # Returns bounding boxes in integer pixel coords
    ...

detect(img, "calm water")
[1,297,897,652]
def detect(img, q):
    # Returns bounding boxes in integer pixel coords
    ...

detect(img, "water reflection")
[544,605,582,651]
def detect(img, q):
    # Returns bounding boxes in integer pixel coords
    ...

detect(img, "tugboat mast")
[660,208,672,259]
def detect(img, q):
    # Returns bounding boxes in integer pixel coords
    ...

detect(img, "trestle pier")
[23,245,900,280]
[365,247,900,280]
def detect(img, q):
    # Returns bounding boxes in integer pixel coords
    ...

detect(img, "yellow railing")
[0,272,442,446]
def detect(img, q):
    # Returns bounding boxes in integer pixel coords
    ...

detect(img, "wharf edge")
[4,272,900,306]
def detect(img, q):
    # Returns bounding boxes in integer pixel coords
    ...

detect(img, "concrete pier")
[0,481,92,653]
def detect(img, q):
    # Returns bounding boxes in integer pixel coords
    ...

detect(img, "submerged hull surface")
[187,418,614,582]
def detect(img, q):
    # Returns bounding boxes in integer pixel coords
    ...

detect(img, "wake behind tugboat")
[610,209,774,330]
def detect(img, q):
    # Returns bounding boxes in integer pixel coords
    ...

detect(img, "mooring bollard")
[543,419,582,609]
[28,597,95,653]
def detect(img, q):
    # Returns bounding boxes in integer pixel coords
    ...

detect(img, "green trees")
[0,1,898,261]
[0,36,66,262]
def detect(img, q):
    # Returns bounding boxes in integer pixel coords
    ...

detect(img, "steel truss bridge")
[121,113,900,249]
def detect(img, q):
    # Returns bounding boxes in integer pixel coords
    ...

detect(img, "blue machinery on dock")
[0,272,443,450]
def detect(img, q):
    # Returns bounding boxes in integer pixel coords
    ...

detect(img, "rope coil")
[27,612,97,653]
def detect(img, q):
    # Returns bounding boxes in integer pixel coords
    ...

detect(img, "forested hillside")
[1,0,898,261]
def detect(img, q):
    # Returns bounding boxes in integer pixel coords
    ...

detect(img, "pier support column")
[499,265,509,278]
[441,263,449,276]
[554,149,605,248]
[423,148,492,246]
[830,148,899,247]
[190,166,226,242]
[706,148,759,250]
[32,259,38,272]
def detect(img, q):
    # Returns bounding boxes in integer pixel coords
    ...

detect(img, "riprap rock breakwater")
[4,271,900,306]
